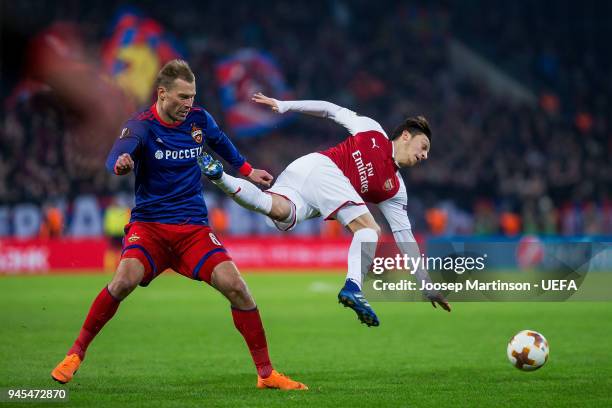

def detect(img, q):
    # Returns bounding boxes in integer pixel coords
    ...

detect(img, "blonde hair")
[154,59,195,90]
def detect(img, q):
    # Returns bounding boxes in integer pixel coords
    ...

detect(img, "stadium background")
[1,1,611,406]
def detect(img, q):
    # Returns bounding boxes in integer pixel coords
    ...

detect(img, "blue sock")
[343,279,361,292]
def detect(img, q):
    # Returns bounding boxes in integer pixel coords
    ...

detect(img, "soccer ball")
[507,330,549,371]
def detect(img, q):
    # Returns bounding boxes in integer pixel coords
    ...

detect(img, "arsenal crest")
[383,178,395,191]
[191,123,203,144]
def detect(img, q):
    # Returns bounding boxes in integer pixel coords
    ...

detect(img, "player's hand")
[248,168,274,187]
[114,153,134,175]
[428,293,452,312]
[252,92,280,112]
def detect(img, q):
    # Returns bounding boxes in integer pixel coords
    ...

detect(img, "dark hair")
[154,59,195,90]
[390,116,432,142]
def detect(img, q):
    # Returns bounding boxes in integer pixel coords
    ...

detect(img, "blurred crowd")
[1,1,610,236]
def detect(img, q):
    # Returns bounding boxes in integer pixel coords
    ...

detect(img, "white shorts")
[267,153,369,231]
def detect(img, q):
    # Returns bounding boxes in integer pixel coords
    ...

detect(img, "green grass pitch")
[1,272,611,407]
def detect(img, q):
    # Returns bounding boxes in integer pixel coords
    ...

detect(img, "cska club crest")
[191,123,203,144]
[383,178,395,191]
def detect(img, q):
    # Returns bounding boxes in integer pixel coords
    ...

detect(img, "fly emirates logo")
[352,150,374,193]
[154,146,204,160]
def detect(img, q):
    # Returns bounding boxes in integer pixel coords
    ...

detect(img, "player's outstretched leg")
[210,261,307,390]
[198,153,294,224]
[51,259,143,384]
[339,215,380,327]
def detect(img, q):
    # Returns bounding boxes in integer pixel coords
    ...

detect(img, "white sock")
[346,228,379,289]
[213,173,273,215]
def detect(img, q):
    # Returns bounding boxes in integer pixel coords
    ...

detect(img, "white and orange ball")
[507,330,549,371]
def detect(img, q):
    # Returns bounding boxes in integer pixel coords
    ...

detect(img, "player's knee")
[226,277,249,299]
[268,195,292,220]
[108,277,138,300]
[211,262,255,307]
[352,222,381,237]
[347,214,381,236]
[268,206,285,220]
[365,223,382,237]
[109,259,144,299]
[225,277,255,308]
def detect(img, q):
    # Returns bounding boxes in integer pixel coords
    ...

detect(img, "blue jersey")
[106,104,251,225]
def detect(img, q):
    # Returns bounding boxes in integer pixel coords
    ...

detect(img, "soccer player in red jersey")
[200,93,451,327]
[51,62,307,390]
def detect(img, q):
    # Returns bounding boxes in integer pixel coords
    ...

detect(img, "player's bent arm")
[105,136,139,175]
[378,179,435,299]
[274,99,387,137]
[392,229,437,299]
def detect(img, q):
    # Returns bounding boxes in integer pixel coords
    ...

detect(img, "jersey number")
[209,233,221,246]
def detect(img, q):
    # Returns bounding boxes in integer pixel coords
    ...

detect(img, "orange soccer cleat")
[51,354,82,384]
[257,370,308,390]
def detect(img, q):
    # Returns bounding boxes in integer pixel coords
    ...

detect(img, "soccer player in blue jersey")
[51,60,307,390]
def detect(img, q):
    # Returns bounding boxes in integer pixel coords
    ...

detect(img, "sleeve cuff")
[238,161,253,177]
[274,99,288,114]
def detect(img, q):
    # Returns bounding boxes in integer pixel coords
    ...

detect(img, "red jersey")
[321,130,400,204]
[274,98,412,233]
